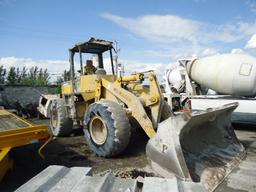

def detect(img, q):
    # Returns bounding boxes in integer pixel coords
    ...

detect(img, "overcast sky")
[0,0,256,81]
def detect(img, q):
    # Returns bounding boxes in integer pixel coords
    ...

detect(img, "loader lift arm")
[96,71,163,138]
[101,79,151,137]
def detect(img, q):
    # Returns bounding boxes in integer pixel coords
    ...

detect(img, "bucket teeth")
[146,103,246,191]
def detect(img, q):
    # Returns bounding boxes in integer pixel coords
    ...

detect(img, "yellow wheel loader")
[50,38,245,191]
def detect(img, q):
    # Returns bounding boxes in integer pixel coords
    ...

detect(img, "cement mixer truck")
[165,53,256,125]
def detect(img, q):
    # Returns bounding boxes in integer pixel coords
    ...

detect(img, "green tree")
[4,66,50,86]
[21,67,27,79]
[35,68,50,86]
[19,67,27,85]
[36,68,44,85]
[42,69,50,85]
[7,67,17,85]
[16,67,21,84]
[0,65,6,84]
[29,66,38,82]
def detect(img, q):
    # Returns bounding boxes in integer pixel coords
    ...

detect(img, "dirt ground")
[0,119,255,192]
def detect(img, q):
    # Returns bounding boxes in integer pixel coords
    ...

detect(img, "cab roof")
[69,37,113,54]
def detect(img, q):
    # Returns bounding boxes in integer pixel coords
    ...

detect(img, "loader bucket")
[146,103,245,191]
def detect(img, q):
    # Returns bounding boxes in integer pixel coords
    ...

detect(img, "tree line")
[0,65,50,86]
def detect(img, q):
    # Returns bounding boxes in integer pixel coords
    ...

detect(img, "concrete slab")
[15,166,92,192]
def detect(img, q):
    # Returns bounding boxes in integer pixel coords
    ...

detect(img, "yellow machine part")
[0,109,50,182]
[61,72,162,138]
[0,147,13,181]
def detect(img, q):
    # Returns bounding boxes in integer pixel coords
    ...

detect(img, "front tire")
[83,100,131,157]
[50,99,73,136]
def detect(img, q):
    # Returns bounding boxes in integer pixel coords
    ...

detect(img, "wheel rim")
[89,116,107,145]
[51,108,58,129]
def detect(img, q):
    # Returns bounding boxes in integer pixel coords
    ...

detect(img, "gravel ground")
[0,119,255,192]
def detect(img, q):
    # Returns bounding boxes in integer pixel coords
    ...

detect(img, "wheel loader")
[50,38,245,191]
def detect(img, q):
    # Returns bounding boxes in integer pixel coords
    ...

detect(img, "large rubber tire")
[50,99,73,137]
[83,100,131,157]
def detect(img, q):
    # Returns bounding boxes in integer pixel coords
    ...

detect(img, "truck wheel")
[50,99,73,136]
[83,100,131,157]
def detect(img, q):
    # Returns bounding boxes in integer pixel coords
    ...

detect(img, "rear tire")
[83,100,131,157]
[50,99,73,136]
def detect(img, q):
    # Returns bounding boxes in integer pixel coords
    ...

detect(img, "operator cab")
[69,37,115,80]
